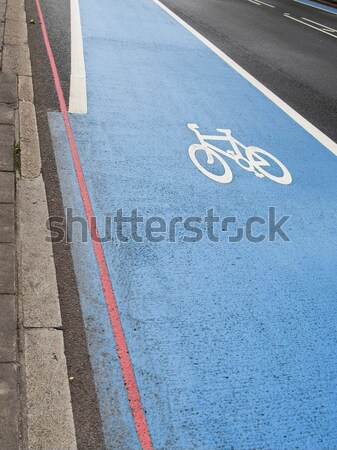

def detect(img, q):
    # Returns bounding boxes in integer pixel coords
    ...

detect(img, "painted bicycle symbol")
[187,123,292,185]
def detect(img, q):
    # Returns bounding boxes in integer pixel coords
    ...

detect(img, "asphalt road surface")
[26,0,337,449]
[160,0,337,141]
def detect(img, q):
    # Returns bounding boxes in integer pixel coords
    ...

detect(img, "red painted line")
[34,1,153,448]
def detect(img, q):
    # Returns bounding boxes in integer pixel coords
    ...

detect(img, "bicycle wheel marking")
[187,123,292,185]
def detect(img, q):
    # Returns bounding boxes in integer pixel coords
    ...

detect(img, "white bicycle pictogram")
[187,123,292,185]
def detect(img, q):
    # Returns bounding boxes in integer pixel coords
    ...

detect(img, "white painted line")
[152,0,337,157]
[284,13,337,39]
[294,0,337,16]
[69,0,87,114]
[248,0,261,5]
[302,16,337,32]
[255,0,276,8]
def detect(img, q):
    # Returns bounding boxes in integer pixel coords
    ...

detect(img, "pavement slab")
[0,124,14,171]
[0,171,14,203]
[0,0,6,22]
[0,295,17,362]
[0,21,3,50]
[0,243,15,294]
[0,204,14,242]
[0,364,19,450]
[0,172,15,203]
[0,102,15,125]
[0,72,18,106]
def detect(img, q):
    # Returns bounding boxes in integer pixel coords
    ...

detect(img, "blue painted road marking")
[294,0,337,15]
[49,0,337,448]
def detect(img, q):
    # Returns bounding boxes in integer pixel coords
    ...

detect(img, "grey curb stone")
[4,19,28,45]
[0,204,14,242]
[19,100,41,178]
[2,44,32,76]
[0,364,19,450]
[0,295,17,361]
[0,124,14,171]
[5,0,26,22]
[0,172,14,203]
[0,244,15,294]
[18,176,62,328]
[18,75,34,103]
[25,329,77,450]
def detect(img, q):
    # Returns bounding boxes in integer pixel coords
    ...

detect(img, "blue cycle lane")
[48,0,337,448]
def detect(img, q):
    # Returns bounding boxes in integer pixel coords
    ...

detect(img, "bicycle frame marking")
[187,123,292,185]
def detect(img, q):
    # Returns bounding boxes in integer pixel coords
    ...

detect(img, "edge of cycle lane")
[48,0,337,448]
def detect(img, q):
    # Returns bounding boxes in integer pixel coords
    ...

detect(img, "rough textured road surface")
[25,0,337,448]
[161,0,337,141]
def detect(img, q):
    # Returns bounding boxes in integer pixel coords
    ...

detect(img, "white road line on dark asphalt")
[294,0,337,16]
[284,13,337,39]
[247,0,275,7]
[254,0,276,8]
[152,0,337,157]
[302,17,337,32]
[69,0,87,114]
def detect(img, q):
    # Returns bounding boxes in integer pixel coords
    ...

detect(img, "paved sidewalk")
[0,0,20,447]
[0,0,77,448]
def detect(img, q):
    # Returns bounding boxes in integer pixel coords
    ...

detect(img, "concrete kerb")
[19,100,41,179]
